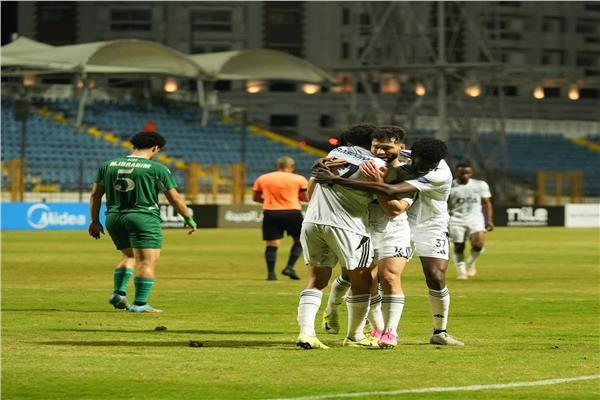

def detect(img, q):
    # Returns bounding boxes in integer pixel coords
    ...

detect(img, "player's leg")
[338,232,376,347]
[125,214,164,313]
[105,214,134,310]
[413,228,464,346]
[262,211,284,281]
[297,266,333,349]
[366,264,384,341]
[344,266,374,346]
[449,223,468,280]
[296,223,333,349]
[323,268,350,334]
[109,249,135,309]
[281,211,304,280]
[420,256,462,345]
[378,255,408,348]
[466,230,486,277]
[129,248,162,313]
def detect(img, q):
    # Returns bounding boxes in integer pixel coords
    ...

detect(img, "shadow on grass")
[37,339,298,349]
[51,328,286,335]
[162,276,296,282]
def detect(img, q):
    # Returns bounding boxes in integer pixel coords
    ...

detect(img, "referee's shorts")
[262,209,304,240]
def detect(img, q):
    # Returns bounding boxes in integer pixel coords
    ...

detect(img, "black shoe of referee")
[282,267,300,280]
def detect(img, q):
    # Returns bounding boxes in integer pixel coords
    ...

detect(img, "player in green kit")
[88,132,197,313]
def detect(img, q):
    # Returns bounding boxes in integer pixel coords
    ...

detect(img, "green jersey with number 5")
[94,155,177,218]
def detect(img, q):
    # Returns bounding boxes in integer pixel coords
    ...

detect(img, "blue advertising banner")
[1,203,106,230]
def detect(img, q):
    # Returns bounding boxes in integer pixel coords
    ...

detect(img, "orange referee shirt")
[253,171,308,210]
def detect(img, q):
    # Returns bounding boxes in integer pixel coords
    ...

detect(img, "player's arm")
[482,197,494,231]
[447,196,454,216]
[252,191,263,203]
[311,157,348,177]
[299,189,309,202]
[315,166,418,199]
[164,188,197,235]
[364,161,412,216]
[377,196,413,217]
[307,178,317,200]
[88,182,105,239]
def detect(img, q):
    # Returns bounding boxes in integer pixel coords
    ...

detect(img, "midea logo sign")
[27,204,86,229]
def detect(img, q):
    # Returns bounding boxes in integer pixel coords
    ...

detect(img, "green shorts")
[106,213,163,250]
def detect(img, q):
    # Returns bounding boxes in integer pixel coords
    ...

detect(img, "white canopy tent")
[1,37,335,125]
[1,37,204,77]
[189,49,334,82]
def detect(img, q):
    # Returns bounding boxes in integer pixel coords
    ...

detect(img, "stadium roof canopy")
[1,37,334,83]
[189,49,335,83]
[1,37,204,77]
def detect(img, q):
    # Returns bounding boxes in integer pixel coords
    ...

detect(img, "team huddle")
[88,126,493,350]
[295,123,493,349]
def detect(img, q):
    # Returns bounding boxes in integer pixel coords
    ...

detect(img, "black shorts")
[262,210,304,241]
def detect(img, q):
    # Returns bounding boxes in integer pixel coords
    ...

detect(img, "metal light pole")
[436,1,448,142]
[13,97,30,201]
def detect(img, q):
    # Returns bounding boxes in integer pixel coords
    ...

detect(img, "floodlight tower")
[335,1,511,199]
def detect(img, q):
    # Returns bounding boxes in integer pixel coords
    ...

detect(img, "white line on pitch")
[264,375,600,400]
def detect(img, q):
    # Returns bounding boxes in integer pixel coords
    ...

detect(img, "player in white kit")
[322,126,414,349]
[315,138,465,346]
[296,124,386,349]
[448,162,494,279]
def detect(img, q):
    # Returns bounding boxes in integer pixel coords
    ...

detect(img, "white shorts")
[300,222,372,270]
[448,217,485,243]
[371,229,413,263]
[411,225,450,260]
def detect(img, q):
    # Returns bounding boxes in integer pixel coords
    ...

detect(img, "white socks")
[467,247,484,265]
[453,251,465,265]
[381,294,405,336]
[368,293,385,332]
[325,275,350,314]
[428,287,450,331]
[298,289,322,337]
[346,294,370,341]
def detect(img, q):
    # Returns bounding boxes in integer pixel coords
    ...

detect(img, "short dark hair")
[372,125,407,144]
[340,123,377,149]
[410,138,448,162]
[456,161,473,169]
[130,132,166,149]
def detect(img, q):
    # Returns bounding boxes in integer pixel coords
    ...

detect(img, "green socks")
[113,267,134,295]
[114,269,155,306]
[133,277,155,306]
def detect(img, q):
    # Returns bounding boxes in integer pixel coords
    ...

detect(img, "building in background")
[6,1,600,143]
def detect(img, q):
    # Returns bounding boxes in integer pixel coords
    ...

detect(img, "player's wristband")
[183,215,197,228]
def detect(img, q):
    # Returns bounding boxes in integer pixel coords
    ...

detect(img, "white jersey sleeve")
[405,159,452,228]
[480,180,492,198]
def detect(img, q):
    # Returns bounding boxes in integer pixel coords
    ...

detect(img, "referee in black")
[252,156,309,280]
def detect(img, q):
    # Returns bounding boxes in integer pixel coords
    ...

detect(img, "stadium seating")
[1,96,598,195]
[1,97,317,191]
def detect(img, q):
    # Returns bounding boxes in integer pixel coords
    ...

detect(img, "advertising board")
[1,202,105,230]
[565,204,600,228]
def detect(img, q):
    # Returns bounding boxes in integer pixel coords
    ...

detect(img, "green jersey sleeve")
[93,163,106,184]
[156,165,178,192]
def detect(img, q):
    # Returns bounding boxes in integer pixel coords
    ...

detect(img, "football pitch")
[2,227,599,399]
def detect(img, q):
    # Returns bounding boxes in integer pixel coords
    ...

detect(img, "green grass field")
[2,227,599,399]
